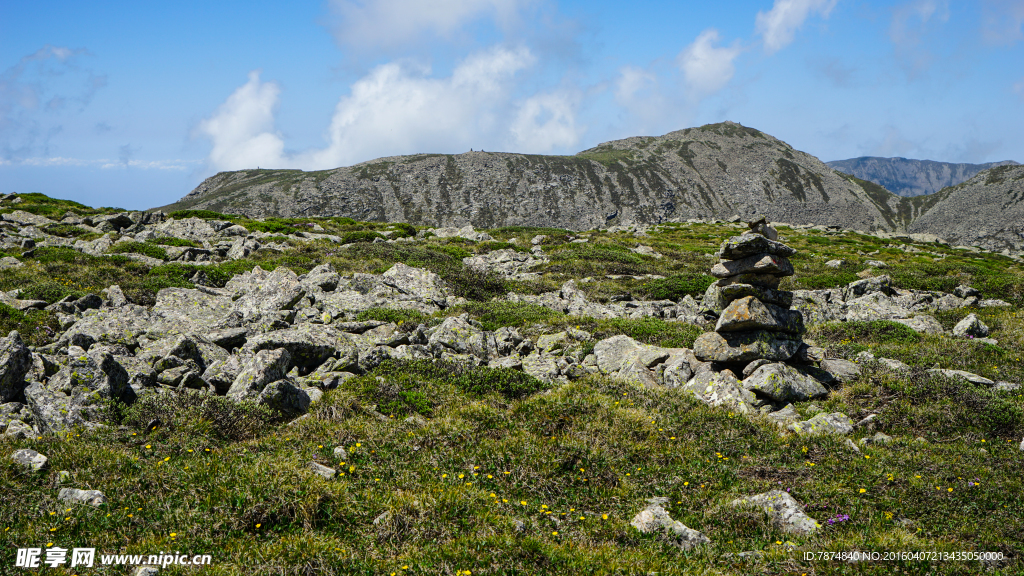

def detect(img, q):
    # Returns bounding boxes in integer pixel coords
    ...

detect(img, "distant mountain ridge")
[158,122,1024,250]
[826,156,1019,197]
[161,122,927,233]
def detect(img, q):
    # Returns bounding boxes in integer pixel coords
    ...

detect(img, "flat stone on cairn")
[695,219,804,363]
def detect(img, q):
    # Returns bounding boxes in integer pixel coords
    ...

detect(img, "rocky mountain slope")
[908,165,1024,250]
[827,157,1019,197]
[161,122,925,233]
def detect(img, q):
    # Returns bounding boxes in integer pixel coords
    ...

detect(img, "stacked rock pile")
[694,218,806,367]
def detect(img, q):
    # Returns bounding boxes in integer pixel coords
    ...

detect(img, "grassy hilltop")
[1,193,1023,575]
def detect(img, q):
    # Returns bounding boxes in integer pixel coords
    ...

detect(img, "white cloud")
[678,30,743,98]
[614,65,657,106]
[755,0,838,54]
[1014,77,1024,99]
[197,46,580,172]
[0,156,195,170]
[195,70,286,171]
[982,0,1024,45]
[326,0,536,51]
[509,90,581,150]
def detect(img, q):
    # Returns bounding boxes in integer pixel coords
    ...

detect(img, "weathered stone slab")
[693,330,802,363]
[711,253,794,278]
[742,363,828,403]
[716,234,797,260]
[787,412,854,436]
[681,371,756,413]
[0,331,32,402]
[719,284,793,308]
[715,296,805,335]
[631,497,710,550]
[713,272,781,290]
[730,491,819,534]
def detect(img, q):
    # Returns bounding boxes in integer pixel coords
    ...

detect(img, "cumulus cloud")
[509,89,581,150]
[755,0,838,54]
[197,46,581,172]
[0,45,107,160]
[325,0,537,51]
[195,70,286,171]
[678,29,743,98]
[982,0,1024,45]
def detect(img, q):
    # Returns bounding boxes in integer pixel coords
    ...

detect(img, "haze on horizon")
[2,0,1022,210]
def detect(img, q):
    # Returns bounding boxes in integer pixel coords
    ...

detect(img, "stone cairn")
[694,217,806,369]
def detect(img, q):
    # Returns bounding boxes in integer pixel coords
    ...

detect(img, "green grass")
[108,241,169,261]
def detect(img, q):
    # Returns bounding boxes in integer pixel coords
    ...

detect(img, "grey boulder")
[742,363,828,403]
[12,448,48,472]
[952,313,989,338]
[730,490,819,534]
[787,412,855,436]
[227,348,292,401]
[0,331,32,402]
[631,497,710,550]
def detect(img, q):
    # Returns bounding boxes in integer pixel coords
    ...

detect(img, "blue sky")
[2,0,1022,210]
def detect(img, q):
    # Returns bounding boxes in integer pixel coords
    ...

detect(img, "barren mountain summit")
[161,122,919,232]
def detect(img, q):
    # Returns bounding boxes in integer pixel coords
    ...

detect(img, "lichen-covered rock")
[712,272,782,290]
[58,304,158,350]
[631,497,710,550]
[765,404,801,428]
[711,252,794,278]
[258,380,311,416]
[893,315,944,335]
[844,293,912,322]
[202,355,245,395]
[716,234,797,260]
[715,296,805,335]
[844,275,895,299]
[593,335,669,375]
[12,448,48,471]
[243,324,347,369]
[428,314,498,360]
[693,330,802,363]
[152,288,238,334]
[3,419,33,438]
[138,334,227,373]
[521,354,561,382]
[720,283,793,308]
[742,363,828,403]
[381,262,450,306]
[787,412,854,436]
[230,267,306,323]
[25,350,130,434]
[681,371,756,413]
[925,368,994,386]
[58,487,107,507]
[952,313,989,338]
[303,263,341,291]
[730,490,819,534]
[227,348,292,401]
[819,359,861,383]
[0,331,31,402]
